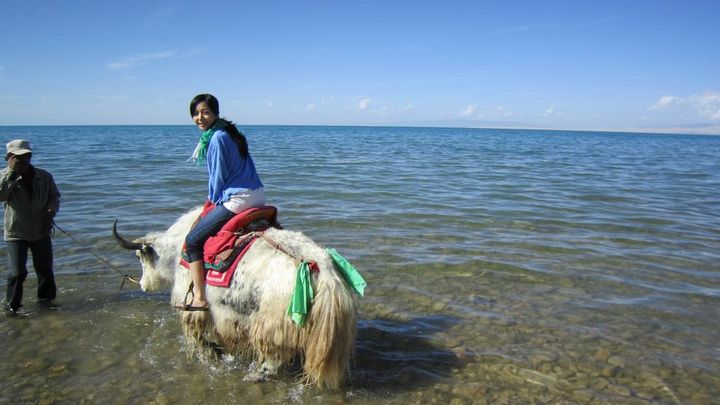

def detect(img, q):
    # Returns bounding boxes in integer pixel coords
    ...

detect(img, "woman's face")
[192,101,218,131]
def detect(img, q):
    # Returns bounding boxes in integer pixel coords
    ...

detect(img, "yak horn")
[112,219,144,250]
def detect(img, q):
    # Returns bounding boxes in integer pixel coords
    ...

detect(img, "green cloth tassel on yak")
[287,248,366,326]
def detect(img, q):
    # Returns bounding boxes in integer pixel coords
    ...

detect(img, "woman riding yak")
[181,93,265,311]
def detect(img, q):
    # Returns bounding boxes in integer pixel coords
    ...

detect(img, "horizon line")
[0,123,718,137]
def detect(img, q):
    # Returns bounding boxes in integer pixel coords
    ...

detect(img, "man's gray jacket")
[0,166,61,241]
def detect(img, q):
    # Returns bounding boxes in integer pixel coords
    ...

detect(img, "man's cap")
[6,139,32,156]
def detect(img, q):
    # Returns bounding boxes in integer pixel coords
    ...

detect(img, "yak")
[112,206,359,389]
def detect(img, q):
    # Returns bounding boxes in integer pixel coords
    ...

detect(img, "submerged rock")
[593,348,610,362]
[607,355,626,368]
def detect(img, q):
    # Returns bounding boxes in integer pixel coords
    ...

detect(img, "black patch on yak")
[239,288,261,315]
[220,287,261,315]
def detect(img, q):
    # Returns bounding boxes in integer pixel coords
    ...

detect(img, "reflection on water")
[1,126,719,403]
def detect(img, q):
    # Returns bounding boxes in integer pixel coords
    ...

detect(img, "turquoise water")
[1,125,719,403]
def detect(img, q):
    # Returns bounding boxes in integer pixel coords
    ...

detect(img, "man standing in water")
[0,140,60,315]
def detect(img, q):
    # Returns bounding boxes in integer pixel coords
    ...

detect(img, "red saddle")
[180,201,280,287]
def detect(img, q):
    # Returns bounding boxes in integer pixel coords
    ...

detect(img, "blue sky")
[1,0,719,134]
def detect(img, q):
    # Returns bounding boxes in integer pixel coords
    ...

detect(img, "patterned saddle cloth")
[180,201,280,287]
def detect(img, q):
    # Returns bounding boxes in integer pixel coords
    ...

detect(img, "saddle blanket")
[180,202,279,287]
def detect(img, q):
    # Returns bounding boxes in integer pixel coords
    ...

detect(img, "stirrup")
[183,281,195,306]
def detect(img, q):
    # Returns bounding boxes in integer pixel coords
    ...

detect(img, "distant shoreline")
[1,123,718,137]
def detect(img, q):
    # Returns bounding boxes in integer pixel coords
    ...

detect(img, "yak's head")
[112,220,168,291]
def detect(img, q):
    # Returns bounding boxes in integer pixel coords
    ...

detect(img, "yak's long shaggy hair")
[130,207,358,389]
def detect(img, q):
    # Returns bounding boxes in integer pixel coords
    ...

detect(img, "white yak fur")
[133,207,358,389]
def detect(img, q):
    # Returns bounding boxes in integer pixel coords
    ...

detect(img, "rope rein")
[255,232,296,260]
[52,220,141,288]
[251,230,317,269]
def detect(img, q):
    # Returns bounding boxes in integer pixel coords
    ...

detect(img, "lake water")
[1,125,719,404]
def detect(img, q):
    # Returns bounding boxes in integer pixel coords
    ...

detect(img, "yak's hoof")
[243,360,278,382]
[243,370,268,382]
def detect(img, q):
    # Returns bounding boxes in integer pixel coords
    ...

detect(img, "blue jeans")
[185,205,235,263]
[5,237,56,311]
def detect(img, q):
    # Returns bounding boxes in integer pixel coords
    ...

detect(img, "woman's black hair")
[190,93,249,158]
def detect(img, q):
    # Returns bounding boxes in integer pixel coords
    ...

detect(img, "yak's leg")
[243,357,283,382]
[180,311,212,345]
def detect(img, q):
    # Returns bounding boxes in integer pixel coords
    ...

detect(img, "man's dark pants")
[5,236,56,311]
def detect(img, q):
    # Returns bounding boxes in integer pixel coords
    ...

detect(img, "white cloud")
[488,105,514,119]
[459,104,477,116]
[266,102,273,107]
[695,91,720,121]
[107,50,177,70]
[648,91,720,121]
[541,106,557,117]
[357,98,372,110]
[649,95,679,110]
[306,104,316,111]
